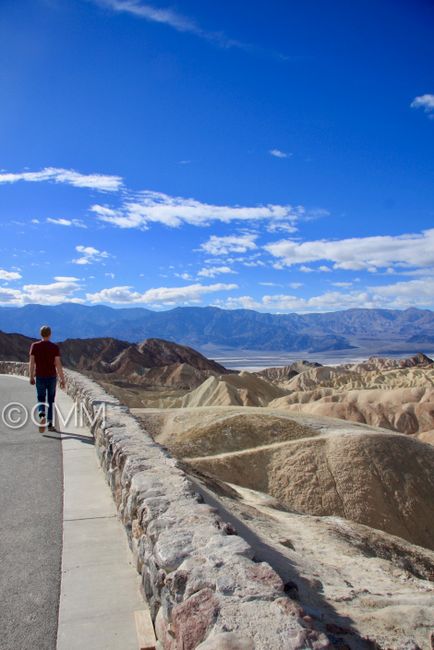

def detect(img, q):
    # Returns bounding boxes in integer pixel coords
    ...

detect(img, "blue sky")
[1,0,434,312]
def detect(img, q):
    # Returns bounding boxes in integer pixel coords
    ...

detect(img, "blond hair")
[40,325,52,338]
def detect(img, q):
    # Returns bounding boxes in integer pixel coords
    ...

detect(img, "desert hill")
[270,386,434,434]
[259,353,434,435]
[175,371,288,407]
[256,360,321,383]
[0,330,35,361]
[267,353,434,392]
[134,405,434,552]
[191,431,434,550]
[0,331,229,390]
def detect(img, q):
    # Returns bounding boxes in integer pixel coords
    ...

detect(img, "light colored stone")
[197,632,254,650]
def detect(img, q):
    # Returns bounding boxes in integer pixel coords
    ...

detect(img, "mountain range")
[0,304,433,352]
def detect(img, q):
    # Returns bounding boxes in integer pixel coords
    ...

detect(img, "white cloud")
[0,287,22,304]
[242,259,266,267]
[265,228,434,272]
[174,272,193,281]
[0,278,82,305]
[47,218,86,228]
[213,295,261,310]
[411,94,434,117]
[200,234,258,256]
[0,167,122,192]
[54,276,80,282]
[332,282,353,287]
[215,275,434,313]
[266,221,298,234]
[0,269,22,280]
[370,278,434,307]
[91,190,302,230]
[86,282,238,305]
[299,265,314,273]
[197,265,236,278]
[72,245,110,265]
[269,149,291,159]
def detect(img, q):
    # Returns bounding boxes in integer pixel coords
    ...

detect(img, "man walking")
[29,325,65,433]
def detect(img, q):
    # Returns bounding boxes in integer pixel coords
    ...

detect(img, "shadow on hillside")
[42,431,95,445]
[186,469,378,650]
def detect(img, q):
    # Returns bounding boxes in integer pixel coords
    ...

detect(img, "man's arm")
[55,356,66,389]
[29,354,36,385]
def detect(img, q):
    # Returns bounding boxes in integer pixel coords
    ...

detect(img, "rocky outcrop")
[256,361,321,383]
[0,361,329,649]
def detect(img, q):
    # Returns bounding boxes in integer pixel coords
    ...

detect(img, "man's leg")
[35,377,47,432]
[46,377,57,427]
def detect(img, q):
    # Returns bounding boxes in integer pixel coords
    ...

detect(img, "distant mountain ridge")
[0,304,433,352]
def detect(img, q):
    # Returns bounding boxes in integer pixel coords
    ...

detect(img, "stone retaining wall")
[0,362,329,650]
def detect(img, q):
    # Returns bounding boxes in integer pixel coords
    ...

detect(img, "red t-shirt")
[30,340,60,378]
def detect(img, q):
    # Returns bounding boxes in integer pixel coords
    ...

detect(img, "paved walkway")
[0,375,143,650]
[0,375,62,650]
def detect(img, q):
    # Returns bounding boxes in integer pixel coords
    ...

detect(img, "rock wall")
[0,362,329,650]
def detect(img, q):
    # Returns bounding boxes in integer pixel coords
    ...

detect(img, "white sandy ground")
[199,479,434,650]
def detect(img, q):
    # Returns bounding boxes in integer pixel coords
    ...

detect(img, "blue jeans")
[36,377,57,425]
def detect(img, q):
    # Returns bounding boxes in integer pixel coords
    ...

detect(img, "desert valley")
[2,324,433,650]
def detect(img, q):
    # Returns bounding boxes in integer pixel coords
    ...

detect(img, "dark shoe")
[48,424,58,433]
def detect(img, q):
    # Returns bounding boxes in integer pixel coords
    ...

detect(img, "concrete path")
[0,374,63,650]
[0,375,144,650]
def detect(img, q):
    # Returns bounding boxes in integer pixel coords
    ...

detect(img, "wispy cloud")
[86,282,238,305]
[265,228,434,272]
[197,265,236,278]
[269,149,291,159]
[72,245,110,265]
[0,167,123,192]
[266,221,298,234]
[47,218,87,228]
[91,190,302,230]
[200,234,258,256]
[411,94,434,118]
[93,0,247,50]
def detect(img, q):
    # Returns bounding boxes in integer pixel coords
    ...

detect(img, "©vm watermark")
[1,400,106,430]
